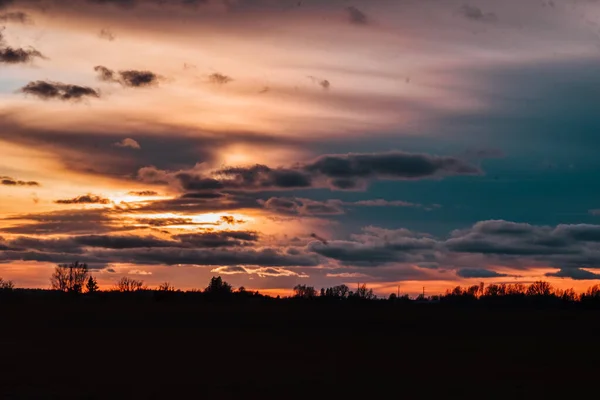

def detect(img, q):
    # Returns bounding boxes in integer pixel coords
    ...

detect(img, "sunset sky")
[2,0,600,296]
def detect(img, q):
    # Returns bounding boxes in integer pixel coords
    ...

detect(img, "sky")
[2,0,600,296]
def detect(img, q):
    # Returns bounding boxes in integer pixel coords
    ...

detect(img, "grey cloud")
[456,268,509,278]
[128,190,158,196]
[0,46,43,64]
[545,268,600,280]
[1,176,39,186]
[308,226,438,267]
[346,6,367,25]
[459,4,497,22]
[20,81,100,101]
[0,113,300,180]
[55,194,110,204]
[95,65,160,87]
[0,11,31,23]
[208,72,233,85]
[261,197,344,216]
[349,199,420,208]
[0,209,124,235]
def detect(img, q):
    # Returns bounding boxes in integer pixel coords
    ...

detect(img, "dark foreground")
[2,297,600,399]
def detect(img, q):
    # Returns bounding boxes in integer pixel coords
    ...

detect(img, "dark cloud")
[213,165,313,190]
[0,11,31,23]
[128,190,159,196]
[0,113,301,180]
[346,6,367,25]
[208,72,233,85]
[350,199,420,208]
[54,194,111,204]
[138,150,481,195]
[0,45,43,64]
[261,197,344,216]
[173,231,259,248]
[459,4,497,23]
[1,176,39,186]
[0,209,123,235]
[304,151,481,189]
[546,268,600,280]
[456,268,509,278]
[307,76,330,90]
[20,81,100,101]
[308,227,437,267]
[119,69,160,87]
[94,65,160,87]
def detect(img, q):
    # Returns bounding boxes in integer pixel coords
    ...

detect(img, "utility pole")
[422,286,425,298]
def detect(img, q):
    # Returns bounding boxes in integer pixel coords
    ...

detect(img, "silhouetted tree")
[237,286,246,294]
[204,276,232,295]
[354,284,376,300]
[158,282,175,292]
[86,276,99,293]
[388,293,397,301]
[114,277,147,292]
[526,281,553,297]
[50,262,89,293]
[0,278,14,291]
[293,284,317,299]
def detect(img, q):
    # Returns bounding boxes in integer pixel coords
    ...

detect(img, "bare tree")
[50,262,89,293]
[157,282,175,292]
[354,283,376,300]
[114,277,147,292]
[293,284,317,299]
[0,278,14,291]
[526,281,553,297]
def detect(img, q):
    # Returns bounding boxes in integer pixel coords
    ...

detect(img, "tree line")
[3,261,600,305]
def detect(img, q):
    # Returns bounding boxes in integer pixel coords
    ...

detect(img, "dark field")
[2,296,600,399]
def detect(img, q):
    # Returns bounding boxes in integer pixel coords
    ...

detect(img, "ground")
[1,297,599,399]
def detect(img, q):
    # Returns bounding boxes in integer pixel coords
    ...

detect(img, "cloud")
[208,72,233,85]
[346,6,367,25]
[304,151,481,189]
[128,190,158,196]
[545,268,600,280]
[210,265,307,277]
[94,65,160,87]
[159,150,481,193]
[119,69,160,87]
[590,210,600,216]
[54,194,111,204]
[99,28,115,41]
[456,268,509,278]
[0,46,43,64]
[459,4,497,23]
[0,209,123,235]
[261,197,344,216]
[19,81,100,101]
[0,11,31,23]
[114,138,141,149]
[129,269,151,275]
[308,226,437,267]
[307,76,330,90]
[1,176,39,186]
[349,199,420,208]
